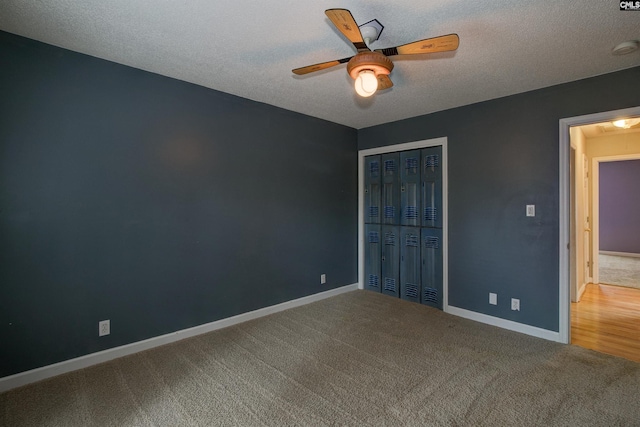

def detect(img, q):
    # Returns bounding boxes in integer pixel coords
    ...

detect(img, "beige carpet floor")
[599,254,640,290]
[1,290,640,426]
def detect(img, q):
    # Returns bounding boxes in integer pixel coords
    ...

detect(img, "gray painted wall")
[358,66,640,332]
[600,159,640,254]
[2,26,639,378]
[0,31,358,377]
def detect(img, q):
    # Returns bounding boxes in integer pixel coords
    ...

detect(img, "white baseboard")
[0,284,358,393]
[577,282,587,300]
[599,251,640,258]
[445,305,561,343]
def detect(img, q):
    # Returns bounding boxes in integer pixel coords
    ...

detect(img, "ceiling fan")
[292,9,460,98]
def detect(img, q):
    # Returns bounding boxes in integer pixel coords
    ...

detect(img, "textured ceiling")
[1,1,638,129]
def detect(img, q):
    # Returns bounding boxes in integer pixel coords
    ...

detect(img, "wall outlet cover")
[489,293,497,305]
[511,298,520,311]
[99,320,110,336]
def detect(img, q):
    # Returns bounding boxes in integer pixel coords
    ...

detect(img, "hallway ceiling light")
[612,118,640,129]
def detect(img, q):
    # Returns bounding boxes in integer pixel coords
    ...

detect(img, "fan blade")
[325,9,369,52]
[292,57,352,75]
[377,74,393,90]
[376,34,459,56]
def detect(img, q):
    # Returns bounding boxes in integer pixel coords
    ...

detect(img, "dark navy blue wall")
[358,66,640,332]
[600,159,640,254]
[0,31,357,377]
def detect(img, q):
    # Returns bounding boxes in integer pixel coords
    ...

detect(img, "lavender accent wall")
[599,159,640,254]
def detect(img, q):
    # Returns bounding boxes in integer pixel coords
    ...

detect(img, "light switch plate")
[526,205,535,217]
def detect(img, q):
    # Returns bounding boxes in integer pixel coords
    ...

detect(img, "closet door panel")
[364,155,381,224]
[401,150,421,227]
[382,153,400,225]
[364,224,382,292]
[421,228,443,309]
[421,146,443,229]
[400,227,421,303]
[381,225,400,297]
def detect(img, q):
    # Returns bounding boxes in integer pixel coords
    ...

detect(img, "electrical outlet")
[489,293,497,305]
[511,298,520,311]
[99,320,110,336]
[526,205,535,217]
[320,274,326,284]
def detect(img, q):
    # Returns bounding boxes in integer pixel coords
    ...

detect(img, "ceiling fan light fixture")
[612,118,640,128]
[355,70,378,97]
[347,51,394,97]
[292,9,459,97]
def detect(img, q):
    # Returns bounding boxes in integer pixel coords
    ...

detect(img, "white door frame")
[358,137,449,309]
[582,152,592,290]
[558,106,640,344]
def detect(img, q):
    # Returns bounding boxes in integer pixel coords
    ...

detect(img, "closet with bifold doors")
[364,146,443,309]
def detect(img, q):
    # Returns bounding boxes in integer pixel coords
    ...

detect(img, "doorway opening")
[560,107,640,362]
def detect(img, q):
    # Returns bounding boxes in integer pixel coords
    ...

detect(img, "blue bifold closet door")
[421,145,443,308]
[364,155,382,293]
[363,147,443,309]
[399,150,422,302]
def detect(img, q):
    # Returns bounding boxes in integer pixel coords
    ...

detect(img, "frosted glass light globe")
[354,70,378,97]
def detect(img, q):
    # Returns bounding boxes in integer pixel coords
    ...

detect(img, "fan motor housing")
[347,51,394,79]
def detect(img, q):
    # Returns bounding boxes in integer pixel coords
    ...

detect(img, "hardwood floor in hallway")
[571,283,640,363]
